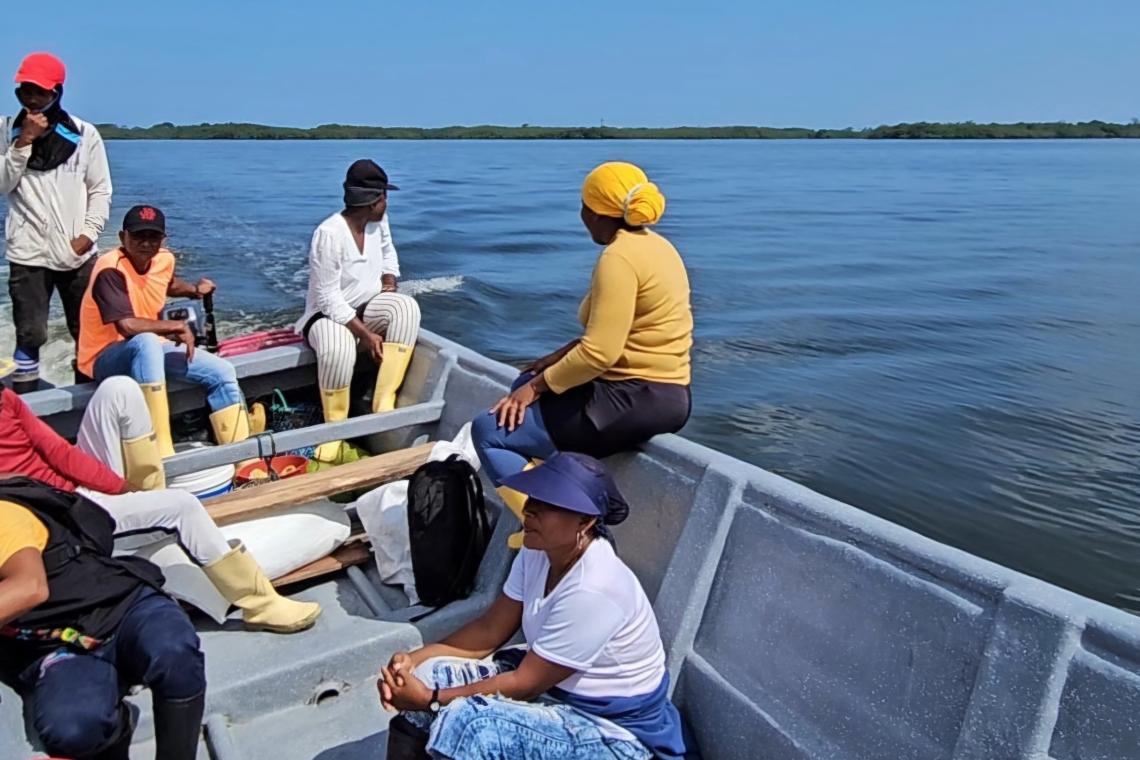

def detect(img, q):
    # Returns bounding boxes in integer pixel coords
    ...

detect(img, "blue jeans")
[27,589,205,758]
[471,373,559,485]
[93,332,243,411]
[403,655,650,760]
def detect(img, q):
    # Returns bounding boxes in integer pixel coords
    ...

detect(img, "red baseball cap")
[14,53,66,91]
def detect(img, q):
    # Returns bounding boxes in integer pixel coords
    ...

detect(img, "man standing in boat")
[76,205,254,457]
[0,52,112,391]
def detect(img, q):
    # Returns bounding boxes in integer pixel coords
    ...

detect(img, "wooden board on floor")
[273,540,372,588]
[204,443,433,526]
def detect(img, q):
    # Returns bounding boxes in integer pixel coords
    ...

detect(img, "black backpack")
[406,456,491,607]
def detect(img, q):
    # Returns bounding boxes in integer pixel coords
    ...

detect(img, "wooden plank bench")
[204,443,433,525]
[204,443,434,587]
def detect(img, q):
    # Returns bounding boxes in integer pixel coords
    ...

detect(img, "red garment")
[14,52,66,90]
[0,388,127,495]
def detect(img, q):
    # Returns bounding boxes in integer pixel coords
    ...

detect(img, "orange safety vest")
[77,248,176,377]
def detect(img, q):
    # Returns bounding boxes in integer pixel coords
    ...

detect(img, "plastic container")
[167,442,235,500]
[234,454,309,487]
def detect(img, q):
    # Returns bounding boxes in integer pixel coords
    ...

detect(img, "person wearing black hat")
[295,159,422,465]
[378,453,689,760]
[1,52,113,391]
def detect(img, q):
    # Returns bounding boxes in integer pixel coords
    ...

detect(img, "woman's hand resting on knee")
[490,374,548,432]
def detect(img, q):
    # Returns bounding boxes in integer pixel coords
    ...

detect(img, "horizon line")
[100,118,1140,131]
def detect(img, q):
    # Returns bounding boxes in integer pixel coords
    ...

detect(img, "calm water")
[2,139,1138,611]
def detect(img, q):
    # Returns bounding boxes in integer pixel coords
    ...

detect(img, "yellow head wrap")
[581,162,666,227]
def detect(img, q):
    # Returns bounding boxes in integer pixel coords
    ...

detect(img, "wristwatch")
[428,686,441,714]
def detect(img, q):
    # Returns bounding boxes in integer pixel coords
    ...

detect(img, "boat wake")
[400,274,465,297]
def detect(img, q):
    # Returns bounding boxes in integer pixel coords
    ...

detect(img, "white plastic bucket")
[168,442,235,500]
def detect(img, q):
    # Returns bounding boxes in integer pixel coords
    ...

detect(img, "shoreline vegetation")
[97,121,1140,140]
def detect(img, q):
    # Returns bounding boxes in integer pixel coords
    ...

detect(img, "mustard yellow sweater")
[544,229,693,394]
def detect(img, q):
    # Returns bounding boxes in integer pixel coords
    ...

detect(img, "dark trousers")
[27,589,205,759]
[540,377,693,459]
[8,256,96,351]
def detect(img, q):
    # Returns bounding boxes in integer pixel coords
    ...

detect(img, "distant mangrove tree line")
[96,121,1140,140]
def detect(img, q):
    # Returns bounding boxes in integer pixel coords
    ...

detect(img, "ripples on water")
[1,139,1138,611]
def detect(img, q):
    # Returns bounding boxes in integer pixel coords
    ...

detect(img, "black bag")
[406,456,491,607]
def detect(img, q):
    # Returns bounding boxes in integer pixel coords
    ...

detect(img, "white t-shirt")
[296,211,401,331]
[503,539,667,699]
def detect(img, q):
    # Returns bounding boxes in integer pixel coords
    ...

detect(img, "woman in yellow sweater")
[471,162,693,542]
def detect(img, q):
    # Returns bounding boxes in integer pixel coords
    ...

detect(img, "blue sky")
[4,0,1138,128]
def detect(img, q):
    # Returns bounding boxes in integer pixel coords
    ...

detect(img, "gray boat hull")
[3,329,1138,759]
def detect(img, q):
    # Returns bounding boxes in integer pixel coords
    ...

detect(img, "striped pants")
[306,292,421,390]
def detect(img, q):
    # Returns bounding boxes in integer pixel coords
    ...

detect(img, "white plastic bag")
[427,421,480,470]
[355,479,418,604]
[125,500,350,623]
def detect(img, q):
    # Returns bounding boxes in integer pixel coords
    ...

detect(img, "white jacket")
[0,115,112,271]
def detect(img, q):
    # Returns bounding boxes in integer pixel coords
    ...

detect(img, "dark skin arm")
[0,548,49,627]
[113,318,197,362]
[70,235,94,256]
[407,594,522,666]
[522,339,580,375]
[380,649,575,711]
[167,276,216,300]
[490,373,551,431]
[486,339,581,431]
[381,273,398,293]
[344,317,385,366]
[377,595,575,710]
[13,113,49,148]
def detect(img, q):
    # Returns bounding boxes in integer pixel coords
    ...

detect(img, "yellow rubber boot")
[121,433,166,491]
[249,402,267,434]
[209,403,252,445]
[140,382,176,458]
[209,403,261,471]
[313,386,351,467]
[202,542,321,633]
[371,343,414,413]
[497,486,529,550]
[497,459,540,550]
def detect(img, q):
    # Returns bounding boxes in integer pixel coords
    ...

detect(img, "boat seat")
[203,443,434,586]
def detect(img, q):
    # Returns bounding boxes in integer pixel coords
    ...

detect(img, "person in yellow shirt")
[471,162,693,544]
[0,482,206,759]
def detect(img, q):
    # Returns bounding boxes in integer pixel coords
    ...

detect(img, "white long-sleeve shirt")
[0,115,112,271]
[295,211,401,331]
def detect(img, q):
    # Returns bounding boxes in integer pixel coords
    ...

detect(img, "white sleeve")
[81,126,112,241]
[380,214,400,277]
[309,227,357,325]
[529,589,626,670]
[503,552,526,601]
[0,116,31,195]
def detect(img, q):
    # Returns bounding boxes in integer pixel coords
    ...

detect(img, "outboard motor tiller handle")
[202,292,219,353]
